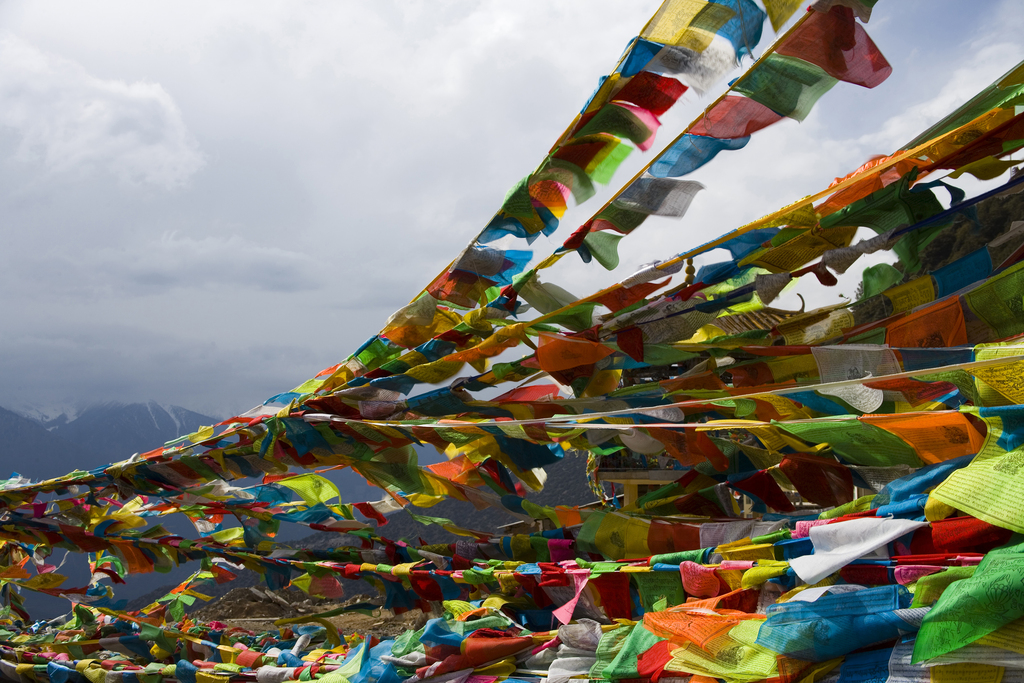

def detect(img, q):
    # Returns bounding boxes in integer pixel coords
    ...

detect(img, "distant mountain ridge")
[0,405,601,619]
[48,402,216,459]
[0,406,97,481]
[297,450,600,550]
[11,401,82,426]
[0,400,224,617]
[0,401,218,481]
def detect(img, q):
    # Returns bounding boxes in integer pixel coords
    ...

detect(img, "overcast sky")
[0,0,1021,421]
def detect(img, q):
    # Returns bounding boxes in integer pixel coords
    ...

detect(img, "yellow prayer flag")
[642,0,736,52]
[884,277,935,313]
[762,0,802,31]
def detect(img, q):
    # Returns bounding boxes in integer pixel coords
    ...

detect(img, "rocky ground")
[190,587,429,639]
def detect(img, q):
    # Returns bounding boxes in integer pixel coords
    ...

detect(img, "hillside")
[0,406,99,481]
[47,402,217,463]
[124,451,601,615]
[0,401,218,482]
[298,449,599,550]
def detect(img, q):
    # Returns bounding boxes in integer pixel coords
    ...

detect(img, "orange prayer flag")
[111,541,155,575]
[644,609,763,649]
[885,297,967,349]
[816,153,930,218]
[861,412,984,465]
[554,507,583,527]
[647,428,728,470]
[426,455,485,487]
[594,277,671,313]
[0,557,31,580]
[536,333,614,372]
[447,324,528,363]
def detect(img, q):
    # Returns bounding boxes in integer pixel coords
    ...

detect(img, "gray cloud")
[0,0,1020,422]
[0,35,205,188]
[31,232,322,296]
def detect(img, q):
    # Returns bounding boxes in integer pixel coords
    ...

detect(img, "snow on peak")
[9,400,82,428]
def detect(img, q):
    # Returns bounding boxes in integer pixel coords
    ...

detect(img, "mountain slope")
[0,406,99,480]
[0,401,221,618]
[49,401,217,463]
[299,450,599,549]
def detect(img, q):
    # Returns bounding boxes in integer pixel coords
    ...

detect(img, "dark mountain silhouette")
[127,453,601,615]
[47,402,217,464]
[0,406,99,481]
[0,401,223,618]
[0,401,218,482]
[299,450,600,550]
[0,405,600,618]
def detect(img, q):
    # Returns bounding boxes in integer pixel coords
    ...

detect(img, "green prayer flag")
[583,230,625,270]
[602,622,664,680]
[861,262,904,300]
[632,570,686,612]
[776,418,923,467]
[542,302,599,332]
[733,53,838,121]
[913,553,1024,662]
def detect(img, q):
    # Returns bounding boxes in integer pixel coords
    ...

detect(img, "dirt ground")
[191,587,429,640]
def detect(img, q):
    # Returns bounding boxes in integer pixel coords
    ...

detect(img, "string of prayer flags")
[435,0,893,320]
[12,6,1024,683]
[775,5,891,88]
[650,4,891,181]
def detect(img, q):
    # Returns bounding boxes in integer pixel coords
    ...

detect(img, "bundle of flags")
[4,1,1024,682]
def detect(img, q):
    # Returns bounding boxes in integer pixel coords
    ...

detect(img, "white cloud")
[0,35,204,188]
[857,41,1024,152]
[0,231,324,301]
[0,1,1019,418]
[97,232,320,293]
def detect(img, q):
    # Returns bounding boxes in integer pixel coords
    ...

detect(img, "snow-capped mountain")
[48,401,218,459]
[11,400,83,428]
[0,401,218,481]
[0,406,96,481]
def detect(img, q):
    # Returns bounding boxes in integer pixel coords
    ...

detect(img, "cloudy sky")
[0,0,1022,421]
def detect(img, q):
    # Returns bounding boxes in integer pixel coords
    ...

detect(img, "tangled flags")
[7,1,1024,683]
